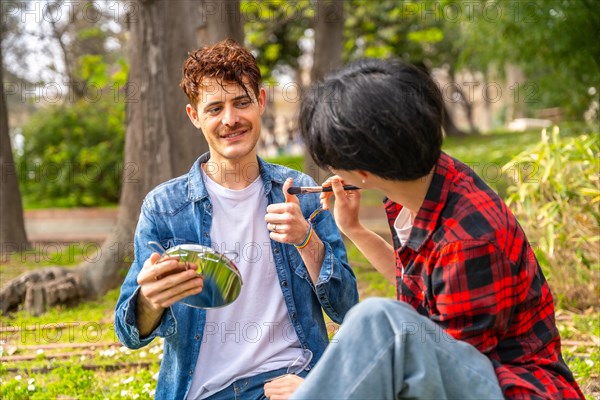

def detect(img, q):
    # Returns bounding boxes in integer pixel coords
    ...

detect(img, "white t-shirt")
[186,170,304,400]
[394,206,414,246]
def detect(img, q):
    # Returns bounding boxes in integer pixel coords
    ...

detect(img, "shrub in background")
[17,95,125,208]
[503,127,599,310]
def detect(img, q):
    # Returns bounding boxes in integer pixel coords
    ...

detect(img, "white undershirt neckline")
[394,206,414,246]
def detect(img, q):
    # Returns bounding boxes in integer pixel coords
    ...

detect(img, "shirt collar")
[401,152,453,251]
[186,152,285,201]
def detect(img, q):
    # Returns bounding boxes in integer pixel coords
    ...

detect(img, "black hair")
[299,58,444,180]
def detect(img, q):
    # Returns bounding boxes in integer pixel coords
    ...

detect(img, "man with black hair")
[290,59,583,399]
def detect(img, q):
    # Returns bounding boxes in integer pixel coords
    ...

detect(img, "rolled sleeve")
[311,211,358,324]
[116,287,177,348]
[114,203,178,349]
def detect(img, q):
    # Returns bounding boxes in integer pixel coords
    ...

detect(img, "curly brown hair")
[180,39,262,107]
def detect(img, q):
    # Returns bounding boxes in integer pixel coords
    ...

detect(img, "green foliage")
[459,0,600,118]
[33,365,96,398]
[263,154,304,171]
[443,129,543,197]
[343,0,463,67]
[243,0,314,81]
[79,54,109,87]
[503,128,600,309]
[17,93,125,208]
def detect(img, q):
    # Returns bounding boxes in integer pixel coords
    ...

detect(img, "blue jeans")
[204,368,309,400]
[291,298,504,399]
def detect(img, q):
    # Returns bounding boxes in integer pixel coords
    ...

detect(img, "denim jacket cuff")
[314,241,341,321]
[124,287,177,345]
[315,241,334,286]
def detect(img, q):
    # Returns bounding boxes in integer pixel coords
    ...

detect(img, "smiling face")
[186,77,266,167]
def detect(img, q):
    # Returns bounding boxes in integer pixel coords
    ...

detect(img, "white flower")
[121,376,134,384]
[28,378,35,385]
[100,349,116,357]
[158,353,163,360]
[150,390,156,396]
[28,384,35,391]
[120,389,130,396]
[133,395,140,399]
[585,359,594,367]
[36,349,44,355]
[152,371,159,381]
[139,351,147,358]
[15,375,22,381]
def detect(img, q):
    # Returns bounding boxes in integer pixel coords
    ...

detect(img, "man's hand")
[264,374,305,400]
[135,253,203,336]
[321,176,362,236]
[265,178,311,245]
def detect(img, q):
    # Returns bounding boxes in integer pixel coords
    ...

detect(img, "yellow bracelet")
[294,224,314,249]
[294,207,324,249]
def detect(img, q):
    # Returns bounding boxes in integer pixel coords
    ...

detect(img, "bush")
[17,95,125,208]
[502,127,599,310]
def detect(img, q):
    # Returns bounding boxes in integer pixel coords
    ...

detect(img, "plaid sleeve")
[429,240,528,353]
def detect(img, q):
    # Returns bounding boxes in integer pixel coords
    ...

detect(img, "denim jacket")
[114,153,358,399]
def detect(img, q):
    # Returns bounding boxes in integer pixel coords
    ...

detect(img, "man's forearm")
[344,224,396,284]
[298,234,325,285]
[136,293,165,338]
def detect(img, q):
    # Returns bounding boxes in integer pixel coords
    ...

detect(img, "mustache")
[218,124,248,135]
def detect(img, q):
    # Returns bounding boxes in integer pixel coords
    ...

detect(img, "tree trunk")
[415,62,466,137]
[0,36,29,255]
[303,0,344,183]
[198,0,243,44]
[0,0,243,315]
[448,69,479,135]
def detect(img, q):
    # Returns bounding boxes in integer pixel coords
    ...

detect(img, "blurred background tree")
[1,2,29,252]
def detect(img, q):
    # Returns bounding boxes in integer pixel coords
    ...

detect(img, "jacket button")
[281,280,288,287]
[291,312,296,319]
[195,334,200,340]
[274,248,280,254]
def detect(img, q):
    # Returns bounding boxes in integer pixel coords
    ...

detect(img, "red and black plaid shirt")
[385,153,583,399]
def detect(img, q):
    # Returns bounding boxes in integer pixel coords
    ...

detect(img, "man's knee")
[346,298,416,324]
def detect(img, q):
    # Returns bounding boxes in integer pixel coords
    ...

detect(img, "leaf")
[407,28,444,44]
